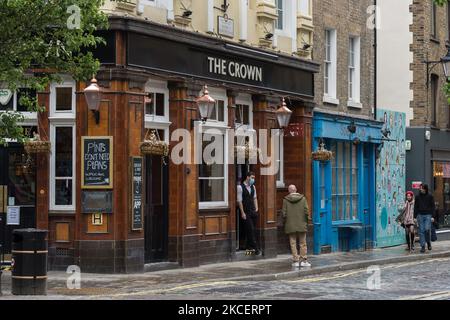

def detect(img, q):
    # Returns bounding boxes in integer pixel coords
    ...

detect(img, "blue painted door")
[363,145,375,248]
[319,162,330,246]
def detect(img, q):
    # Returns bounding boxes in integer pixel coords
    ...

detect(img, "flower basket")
[140,130,169,156]
[312,142,333,161]
[23,134,51,154]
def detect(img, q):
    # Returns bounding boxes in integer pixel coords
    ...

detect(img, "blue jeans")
[418,214,432,248]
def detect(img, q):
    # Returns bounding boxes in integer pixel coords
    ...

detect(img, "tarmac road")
[96,257,450,300]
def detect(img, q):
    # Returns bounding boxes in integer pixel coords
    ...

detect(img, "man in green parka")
[282,185,311,267]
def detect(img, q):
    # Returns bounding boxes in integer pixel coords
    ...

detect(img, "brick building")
[407,0,450,231]
[0,0,320,273]
[310,0,384,254]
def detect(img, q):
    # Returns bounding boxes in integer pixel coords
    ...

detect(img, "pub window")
[0,88,37,117]
[199,132,228,208]
[348,36,361,105]
[50,124,75,210]
[235,94,253,130]
[144,80,169,125]
[204,88,227,125]
[145,92,165,117]
[50,79,76,117]
[276,131,284,188]
[330,141,359,222]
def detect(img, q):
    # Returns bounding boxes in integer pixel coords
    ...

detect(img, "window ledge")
[347,101,362,109]
[430,36,440,44]
[323,96,340,105]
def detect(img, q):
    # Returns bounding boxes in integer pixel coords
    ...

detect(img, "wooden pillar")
[167,81,201,267]
[252,94,278,258]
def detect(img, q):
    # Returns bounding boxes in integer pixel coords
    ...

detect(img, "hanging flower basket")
[23,133,51,154]
[234,142,260,159]
[312,142,333,162]
[140,130,169,156]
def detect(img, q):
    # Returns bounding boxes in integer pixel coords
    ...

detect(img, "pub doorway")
[236,162,253,251]
[0,144,36,263]
[144,155,169,263]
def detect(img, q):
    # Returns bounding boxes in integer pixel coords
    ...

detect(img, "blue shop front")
[312,112,383,254]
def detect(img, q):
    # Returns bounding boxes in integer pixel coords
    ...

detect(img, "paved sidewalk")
[1,240,450,299]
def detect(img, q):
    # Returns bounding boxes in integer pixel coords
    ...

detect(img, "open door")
[144,155,168,263]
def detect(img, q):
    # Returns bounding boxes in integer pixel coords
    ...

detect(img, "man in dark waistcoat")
[237,172,260,255]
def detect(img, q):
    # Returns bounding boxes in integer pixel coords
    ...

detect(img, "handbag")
[431,223,438,242]
[396,206,406,225]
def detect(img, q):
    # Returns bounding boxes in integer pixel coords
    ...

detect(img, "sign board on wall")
[81,191,113,213]
[412,182,422,190]
[7,206,20,225]
[131,157,143,231]
[81,137,113,189]
[218,16,234,38]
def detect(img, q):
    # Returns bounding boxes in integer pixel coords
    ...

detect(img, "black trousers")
[244,214,258,250]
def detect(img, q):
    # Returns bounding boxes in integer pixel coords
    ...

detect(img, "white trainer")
[300,260,311,267]
[292,262,300,267]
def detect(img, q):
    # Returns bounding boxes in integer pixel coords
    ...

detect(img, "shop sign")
[126,33,314,97]
[81,191,113,213]
[131,157,143,230]
[81,136,113,189]
[218,16,234,38]
[412,181,422,189]
[7,206,20,225]
[0,89,13,105]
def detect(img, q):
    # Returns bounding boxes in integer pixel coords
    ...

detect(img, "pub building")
[0,16,319,273]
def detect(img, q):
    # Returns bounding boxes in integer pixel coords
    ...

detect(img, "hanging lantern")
[276,98,293,129]
[196,85,216,121]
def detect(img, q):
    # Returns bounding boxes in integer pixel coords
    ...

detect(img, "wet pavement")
[1,240,450,299]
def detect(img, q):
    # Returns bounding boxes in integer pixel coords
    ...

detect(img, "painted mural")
[376,109,406,248]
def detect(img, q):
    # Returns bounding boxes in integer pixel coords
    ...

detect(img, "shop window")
[330,140,359,222]
[433,161,450,228]
[199,132,227,208]
[235,104,250,125]
[209,99,225,123]
[55,87,73,111]
[51,125,75,210]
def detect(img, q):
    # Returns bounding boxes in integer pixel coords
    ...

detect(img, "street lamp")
[192,85,215,128]
[425,48,450,88]
[84,77,102,125]
[275,98,292,129]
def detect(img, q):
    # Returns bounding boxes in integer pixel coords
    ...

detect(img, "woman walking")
[401,191,416,251]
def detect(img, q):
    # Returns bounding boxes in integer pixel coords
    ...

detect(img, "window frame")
[50,79,76,119]
[235,93,253,131]
[299,0,312,17]
[50,121,76,211]
[323,29,339,105]
[144,79,170,124]
[432,2,437,39]
[348,36,361,107]
[276,130,285,188]
[198,126,229,209]
[203,87,228,127]
[0,88,38,121]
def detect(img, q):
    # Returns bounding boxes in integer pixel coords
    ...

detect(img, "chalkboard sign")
[131,157,143,230]
[81,191,113,213]
[82,136,113,189]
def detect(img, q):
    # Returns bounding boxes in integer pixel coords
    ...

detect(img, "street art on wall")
[376,109,406,247]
